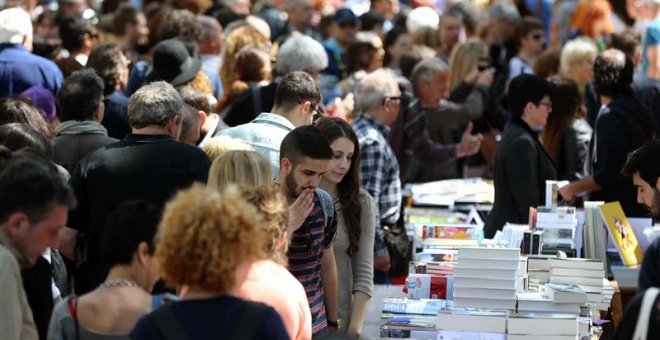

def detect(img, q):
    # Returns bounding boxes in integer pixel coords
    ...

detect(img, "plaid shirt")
[351,113,402,258]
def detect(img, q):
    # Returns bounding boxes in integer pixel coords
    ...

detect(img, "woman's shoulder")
[358,189,374,206]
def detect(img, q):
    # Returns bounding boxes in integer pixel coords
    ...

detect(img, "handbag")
[382,223,412,278]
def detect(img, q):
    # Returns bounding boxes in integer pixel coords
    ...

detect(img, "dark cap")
[334,8,359,25]
[145,39,202,87]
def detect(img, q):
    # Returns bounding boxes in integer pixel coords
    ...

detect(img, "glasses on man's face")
[538,101,552,110]
[530,33,544,41]
[382,96,402,105]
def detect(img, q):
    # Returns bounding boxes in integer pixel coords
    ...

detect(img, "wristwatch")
[327,319,342,330]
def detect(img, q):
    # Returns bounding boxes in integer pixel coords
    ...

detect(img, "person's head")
[100,201,162,292]
[173,0,213,15]
[0,8,33,50]
[406,6,440,35]
[633,0,660,20]
[611,29,642,69]
[201,135,253,160]
[219,25,269,89]
[622,140,660,218]
[371,0,398,18]
[449,1,479,36]
[272,71,321,126]
[448,38,489,91]
[178,86,211,115]
[360,10,386,34]
[399,44,436,79]
[21,86,57,123]
[542,77,582,161]
[507,74,554,128]
[533,49,561,79]
[87,43,130,95]
[572,0,613,40]
[156,184,270,294]
[514,16,544,56]
[593,49,634,98]
[286,0,314,29]
[154,9,202,45]
[112,4,149,49]
[197,15,224,56]
[331,8,360,48]
[486,2,521,43]
[278,125,333,199]
[128,81,183,138]
[412,57,450,108]
[235,45,272,83]
[0,96,52,139]
[560,38,599,86]
[275,35,328,79]
[352,31,385,73]
[355,69,401,125]
[439,8,465,53]
[58,16,97,54]
[57,69,105,122]
[384,26,411,68]
[208,150,273,191]
[410,26,441,51]
[146,39,203,87]
[0,123,53,157]
[313,117,363,254]
[0,147,76,265]
[179,103,203,145]
[57,0,87,18]
[219,0,250,14]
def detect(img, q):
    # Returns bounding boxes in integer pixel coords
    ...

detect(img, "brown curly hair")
[156,184,270,294]
[219,25,269,92]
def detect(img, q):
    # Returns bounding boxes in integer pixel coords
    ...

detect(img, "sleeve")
[411,133,458,163]
[352,192,376,296]
[560,128,579,181]
[359,143,389,257]
[259,306,291,340]
[129,315,164,340]
[66,162,88,233]
[592,114,630,189]
[504,137,540,220]
[47,299,70,340]
[0,256,22,340]
[638,238,660,291]
[646,24,660,47]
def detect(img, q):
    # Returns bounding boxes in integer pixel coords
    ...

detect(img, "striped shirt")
[287,191,337,336]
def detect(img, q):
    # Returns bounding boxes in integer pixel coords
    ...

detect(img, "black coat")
[485,118,557,238]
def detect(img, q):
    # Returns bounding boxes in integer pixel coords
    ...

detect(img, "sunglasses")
[530,34,544,41]
[382,96,402,104]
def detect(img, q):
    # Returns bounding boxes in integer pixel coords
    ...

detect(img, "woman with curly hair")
[216,46,272,114]
[314,117,375,339]
[130,185,289,340]
[219,25,270,94]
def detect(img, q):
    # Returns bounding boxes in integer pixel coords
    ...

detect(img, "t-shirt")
[641,18,660,75]
[286,190,337,336]
[130,296,289,340]
[508,56,533,80]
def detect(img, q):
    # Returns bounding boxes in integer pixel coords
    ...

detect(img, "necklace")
[98,278,140,288]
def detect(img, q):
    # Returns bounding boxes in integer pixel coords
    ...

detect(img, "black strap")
[150,304,192,340]
[229,301,269,340]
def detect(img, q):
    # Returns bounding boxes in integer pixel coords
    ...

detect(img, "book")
[611,264,640,289]
[457,247,521,259]
[436,330,506,340]
[453,267,517,279]
[599,202,644,266]
[544,283,587,304]
[381,297,446,315]
[456,258,520,270]
[550,275,604,287]
[453,287,516,300]
[507,312,578,335]
[507,335,578,340]
[453,277,517,289]
[550,267,605,278]
[436,309,507,333]
[517,292,581,314]
[453,296,516,310]
[522,230,532,255]
[548,258,604,271]
[528,256,553,271]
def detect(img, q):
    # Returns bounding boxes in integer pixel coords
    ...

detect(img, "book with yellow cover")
[598,202,643,266]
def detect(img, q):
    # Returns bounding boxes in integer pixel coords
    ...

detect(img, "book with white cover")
[550,275,603,287]
[453,277,517,289]
[456,257,520,270]
[436,330,506,340]
[528,271,550,283]
[453,287,516,300]
[453,297,516,310]
[436,309,507,333]
[577,284,603,294]
[528,256,553,271]
[507,335,578,340]
[517,292,581,314]
[508,312,578,335]
[453,267,517,279]
[549,258,604,271]
[457,247,520,260]
[544,283,587,304]
[550,267,605,278]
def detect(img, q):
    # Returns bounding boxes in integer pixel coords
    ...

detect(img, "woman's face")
[573,57,595,85]
[324,137,355,185]
[368,39,385,72]
[387,33,411,66]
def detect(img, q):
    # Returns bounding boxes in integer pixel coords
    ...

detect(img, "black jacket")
[590,95,654,217]
[556,118,592,182]
[485,118,557,238]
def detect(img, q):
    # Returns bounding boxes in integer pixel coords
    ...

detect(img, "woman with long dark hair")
[542,77,592,182]
[314,117,375,339]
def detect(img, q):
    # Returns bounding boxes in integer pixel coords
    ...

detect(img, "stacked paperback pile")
[453,247,520,310]
[548,258,606,310]
[516,291,582,314]
[380,298,443,338]
[507,312,579,340]
[535,207,578,252]
[527,256,552,291]
[600,279,615,311]
[583,201,607,261]
[436,309,507,340]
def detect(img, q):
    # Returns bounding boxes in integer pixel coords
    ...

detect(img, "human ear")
[136,241,150,265]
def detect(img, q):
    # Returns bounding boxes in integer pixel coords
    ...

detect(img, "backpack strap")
[150,304,192,340]
[229,301,269,340]
[67,297,80,340]
[316,188,335,228]
[632,287,660,340]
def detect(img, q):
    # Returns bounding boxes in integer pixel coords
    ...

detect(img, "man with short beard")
[621,140,660,291]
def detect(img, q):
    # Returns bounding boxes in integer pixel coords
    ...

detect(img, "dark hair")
[507,74,554,118]
[87,43,129,96]
[280,125,333,165]
[178,86,210,114]
[155,9,203,45]
[112,4,140,35]
[314,117,362,255]
[0,146,76,224]
[400,44,436,79]
[384,26,408,67]
[58,16,95,52]
[533,49,561,78]
[514,16,543,47]
[448,1,479,35]
[0,96,52,139]
[100,200,161,267]
[593,49,634,98]
[217,46,271,112]
[441,8,464,24]
[346,41,377,74]
[360,10,385,31]
[57,69,105,121]
[0,123,53,157]
[273,71,321,112]
[622,140,660,187]
[542,78,581,161]
[611,29,642,61]
[179,103,202,143]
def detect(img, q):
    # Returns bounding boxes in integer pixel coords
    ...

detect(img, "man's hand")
[287,188,314,236]
[456,122,483,158]
[558,184,575,202]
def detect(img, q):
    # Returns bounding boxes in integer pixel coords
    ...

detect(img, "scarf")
[56,120,108,136]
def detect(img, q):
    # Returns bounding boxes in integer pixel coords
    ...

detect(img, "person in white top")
[508,16,545,80]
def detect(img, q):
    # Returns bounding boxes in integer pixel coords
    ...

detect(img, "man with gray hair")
[0,7,63,97]
[224,35,328,126]
[67,81,211,294]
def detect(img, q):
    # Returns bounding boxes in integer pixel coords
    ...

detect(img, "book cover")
[381,297,446,315]
[437,309,508,333]
[598,202,644,266]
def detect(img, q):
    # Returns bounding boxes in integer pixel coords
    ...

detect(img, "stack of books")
[535,207,577,251]
[452,247,519,310]
[424,261,455,276]
[516,292,582,314]
[380,298,444,338]
[583,202,607,261]
[548,258,605,309]
[527,256,552,291]
[507,312,579,340]
[436,309,507,339]
[600,279,615,311]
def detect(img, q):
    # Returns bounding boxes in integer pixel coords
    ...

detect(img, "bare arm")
[321,246,339,328]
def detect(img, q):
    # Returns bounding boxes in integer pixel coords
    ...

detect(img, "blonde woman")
[131,185,289,340]
[207,150,272,190]
[448,38,491,93]
[201,136,253,161]
[559,38,599,90]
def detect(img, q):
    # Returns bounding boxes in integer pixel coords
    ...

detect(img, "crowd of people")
[0,0,659,338]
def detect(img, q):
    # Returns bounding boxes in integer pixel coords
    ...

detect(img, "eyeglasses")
[382,96,402,104]
[530,33,544,41]
[537,101,552,109]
